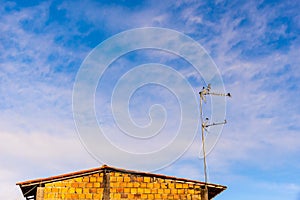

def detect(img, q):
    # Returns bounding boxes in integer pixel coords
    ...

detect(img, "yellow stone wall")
[43,172,105,199]
[43,171,202,200]
[109,172,201,200]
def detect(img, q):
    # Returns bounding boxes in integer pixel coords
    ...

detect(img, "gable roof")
[17,165,226,199]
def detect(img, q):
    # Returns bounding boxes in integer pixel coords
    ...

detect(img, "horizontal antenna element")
[199,84,231,102]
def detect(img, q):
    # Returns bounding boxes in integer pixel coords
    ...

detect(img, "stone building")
[17,165,226,200]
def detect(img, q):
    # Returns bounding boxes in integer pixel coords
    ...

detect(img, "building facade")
[17,165,226,200]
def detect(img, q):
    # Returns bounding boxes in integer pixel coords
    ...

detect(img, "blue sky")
[1,0,300,199]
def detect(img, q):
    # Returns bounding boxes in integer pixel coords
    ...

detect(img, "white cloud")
[0,130,97,199]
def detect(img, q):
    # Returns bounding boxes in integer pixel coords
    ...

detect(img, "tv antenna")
[199,84,231,184]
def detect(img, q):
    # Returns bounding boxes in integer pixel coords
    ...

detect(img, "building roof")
[17,165,227,199]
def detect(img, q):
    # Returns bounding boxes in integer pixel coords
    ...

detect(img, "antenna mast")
[199,84,231,184]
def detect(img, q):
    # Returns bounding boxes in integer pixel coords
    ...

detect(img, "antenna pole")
[199,84,231,185]
[199,95,208,184]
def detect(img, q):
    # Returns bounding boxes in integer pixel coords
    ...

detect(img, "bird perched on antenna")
[199,84,211,102]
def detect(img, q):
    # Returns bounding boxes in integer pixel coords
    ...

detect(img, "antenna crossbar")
[203,120,227,128]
